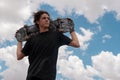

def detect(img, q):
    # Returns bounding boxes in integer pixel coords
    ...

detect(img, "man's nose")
[45,18,49,22]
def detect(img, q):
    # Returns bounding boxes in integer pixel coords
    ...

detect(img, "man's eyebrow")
[41,16,50,19]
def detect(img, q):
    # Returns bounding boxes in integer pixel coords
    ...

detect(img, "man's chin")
[44,26,49,29]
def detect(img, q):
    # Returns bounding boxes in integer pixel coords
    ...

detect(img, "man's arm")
[16,42,25,60]
[69,31,80,48]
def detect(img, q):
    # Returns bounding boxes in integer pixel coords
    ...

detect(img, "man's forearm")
[69,31,80,47]
[17,42,24,60]
[17,42,22,52]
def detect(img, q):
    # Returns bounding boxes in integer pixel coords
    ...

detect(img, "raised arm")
[69,31,80,48]
[16,42,25,60]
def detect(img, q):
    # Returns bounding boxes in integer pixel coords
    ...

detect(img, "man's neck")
[39,27,49,33]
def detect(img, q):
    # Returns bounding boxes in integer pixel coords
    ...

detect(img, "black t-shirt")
[22,31,72,80]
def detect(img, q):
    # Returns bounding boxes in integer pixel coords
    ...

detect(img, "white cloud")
[58,55,93,80]
[102,34,112,43]
[97,26,102,32]
[42,0,120,23]
[90,51,120,80]
[0,0,120,42]
[103,34,112,39]
[76,27,94,51]
[57,46,94,80]
[58,48,120,80]
[0,66,2,70]
[0,45,29,80]
[0,0,43,42]
[58,45,73,59]
[57,46,89,80]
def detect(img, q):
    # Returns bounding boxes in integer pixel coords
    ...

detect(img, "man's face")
[37,13,50,28]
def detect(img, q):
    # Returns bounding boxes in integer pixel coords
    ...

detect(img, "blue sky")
[0,0,120,80]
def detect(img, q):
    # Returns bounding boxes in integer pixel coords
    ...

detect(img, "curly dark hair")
[33,10,50,27]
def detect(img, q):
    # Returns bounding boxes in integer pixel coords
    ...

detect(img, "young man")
[17,10,80,80]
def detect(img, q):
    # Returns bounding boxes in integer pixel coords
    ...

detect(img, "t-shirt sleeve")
[58,32,72,46]
[22,38,32,56]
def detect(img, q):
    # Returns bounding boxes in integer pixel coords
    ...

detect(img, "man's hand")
[66,18,74,33]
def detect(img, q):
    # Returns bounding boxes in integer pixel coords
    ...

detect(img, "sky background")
[0,0,120,80]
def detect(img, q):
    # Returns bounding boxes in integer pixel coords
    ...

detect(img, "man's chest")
[32,33,58,48]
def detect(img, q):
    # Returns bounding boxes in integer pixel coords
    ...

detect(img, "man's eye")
[42,17,50,20]
[47,18,50,20]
